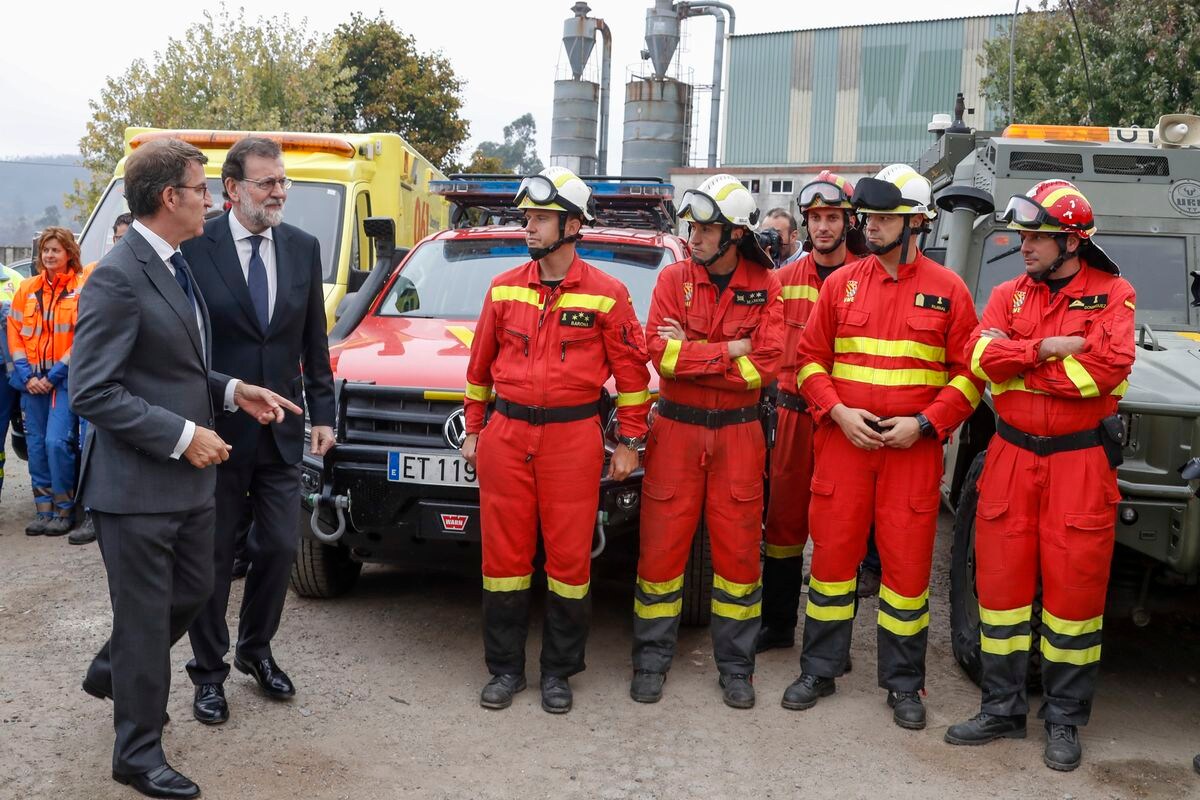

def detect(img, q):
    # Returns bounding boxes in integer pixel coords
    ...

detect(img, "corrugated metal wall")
[724,14,1010,166]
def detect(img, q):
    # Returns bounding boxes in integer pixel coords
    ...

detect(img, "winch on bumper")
[299,382,645,563]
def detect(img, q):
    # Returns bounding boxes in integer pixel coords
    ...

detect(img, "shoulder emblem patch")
[843,280,859,304]
[1011,290,1027,315]
[683,281,694,309]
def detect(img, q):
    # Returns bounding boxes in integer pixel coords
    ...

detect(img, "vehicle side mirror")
[335,291,358,321]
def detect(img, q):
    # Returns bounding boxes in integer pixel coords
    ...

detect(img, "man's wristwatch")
[914,413,936,438]
[617,434,644,452]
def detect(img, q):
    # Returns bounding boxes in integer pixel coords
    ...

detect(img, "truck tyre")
[290,534,362,599]
[949,449,1041,690]
[681,521,713,627]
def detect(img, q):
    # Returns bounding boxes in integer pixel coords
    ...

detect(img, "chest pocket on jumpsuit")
[722,302,763,341]
[495,302,535,384]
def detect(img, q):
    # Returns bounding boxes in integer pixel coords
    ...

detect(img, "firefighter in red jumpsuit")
[945,181,1135,772]
[787,164,982,729]
[462,166,652,714]
[757,171,868,652]
[629,174,783,709]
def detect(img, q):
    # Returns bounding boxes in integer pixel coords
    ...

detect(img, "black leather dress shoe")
[234,655,295,699]
[192,684,228,725]
[231,558,249,580]
[83,677,170,724]
[113,763,200,798]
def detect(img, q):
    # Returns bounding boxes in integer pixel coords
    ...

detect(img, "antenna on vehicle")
[1008,0,1018,124]
[1064,0,1096,125]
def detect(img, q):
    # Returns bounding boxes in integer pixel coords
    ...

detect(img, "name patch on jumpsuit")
[559,310,596,328]
[913,293,951,312]
[733,290,767,306]
[1068,294,1108,310]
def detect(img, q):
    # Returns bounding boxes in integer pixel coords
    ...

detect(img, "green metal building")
[722,14,1011,167]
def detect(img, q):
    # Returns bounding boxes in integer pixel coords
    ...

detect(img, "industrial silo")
[621,77,693,179]
[550,2,612,176]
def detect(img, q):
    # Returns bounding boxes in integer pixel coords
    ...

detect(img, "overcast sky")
[0,0,1013,165]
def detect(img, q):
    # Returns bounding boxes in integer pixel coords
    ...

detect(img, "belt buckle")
[705,409,721,429]
[1027,432,1051,456]
[528,405,547,426]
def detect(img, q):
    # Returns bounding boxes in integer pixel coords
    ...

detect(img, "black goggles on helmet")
[798,180,851,210]
[1001,195,1083,231]
[851,178,917,212]
[515,174,587,217]
[678,189,728,225]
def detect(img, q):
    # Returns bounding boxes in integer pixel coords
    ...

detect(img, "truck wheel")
[681,521,713,627]
[949,450,1042,690]
[290,534,362,599]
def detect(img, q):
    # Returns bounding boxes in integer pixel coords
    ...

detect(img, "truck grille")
[1093,153,1169,177]
[340,384,460,449]
[1009,150,1083,173]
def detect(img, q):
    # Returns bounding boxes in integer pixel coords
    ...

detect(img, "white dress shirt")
[228,211,278,323]
[130,220,239,460]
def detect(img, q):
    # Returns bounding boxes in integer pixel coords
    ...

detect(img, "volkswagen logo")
[443,408,468,449]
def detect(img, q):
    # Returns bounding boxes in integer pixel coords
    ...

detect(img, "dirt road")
[1,455,1198,800]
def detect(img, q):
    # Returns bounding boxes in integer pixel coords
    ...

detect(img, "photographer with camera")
[759,208,801,267]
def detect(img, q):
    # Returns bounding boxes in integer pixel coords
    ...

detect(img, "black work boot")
[887,690,926,730]
[479,674,526,710]
[629,670,665,704]
[540,675,572,714]
[1043,722,1082,771]
[945,711,1027,745]
[719,674,755,709]
[781,673,835,710]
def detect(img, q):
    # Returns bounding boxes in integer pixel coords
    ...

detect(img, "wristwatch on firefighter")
[617,434,644,452]
[914,413,936,438]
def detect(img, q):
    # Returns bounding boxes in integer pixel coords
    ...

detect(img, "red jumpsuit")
[760,254,826,636]
[796,252,982,690]
[968,261,1134,725]
[465,254,651,679]
[633,256,784,677]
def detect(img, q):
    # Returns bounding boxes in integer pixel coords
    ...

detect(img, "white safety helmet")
[852,164,937,220]
[679,173,760,227]
[515,166,596,222]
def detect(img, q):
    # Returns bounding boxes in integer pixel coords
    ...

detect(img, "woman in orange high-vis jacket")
[8,227,84,536]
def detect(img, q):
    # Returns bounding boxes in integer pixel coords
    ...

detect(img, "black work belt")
[996,418,1102,457]
[776,390,808,413]
[494,396,600,426]
[657,398,759,429]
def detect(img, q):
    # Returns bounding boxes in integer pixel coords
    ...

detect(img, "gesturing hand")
[234,382,303,425]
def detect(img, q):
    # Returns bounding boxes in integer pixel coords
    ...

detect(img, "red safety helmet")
[1003,179,1096,238]
[797,170,856,211]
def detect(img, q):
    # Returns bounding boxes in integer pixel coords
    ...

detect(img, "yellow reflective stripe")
[1123,299,1135,310]
[949,375,982,409]
[971,337,994,382]
[806,599,855,622]
[482,574,532,592]
[809,576,856,596]
[660,338,681,379]
[981,633,1032,655]
[464,382,493,402]
[446,325,475,348]
[1062,355,1100,398]
[1111,379,1128,397]
[979,604,1033,626]
[734,356,761,389]
[556,292,616,313]
[831,362,948,387]
[713,575,761,598]
[638,574,684,595]
[782,284,819,302]
[765,543,805,559]
[711,599,762,620]
[616,389,652,407]
[796,362,827,387]
[491,285,543,308]
[989,375,1046,396]
[547,577,590,599]
[878,609,930,636]
[1042,186,1086,208]
[425,390,465,402]
[834,336,946,362]
[1040,638,1102,666]
[635,598,682,619]
[879,584,928,611]
[1041,610,1103,636]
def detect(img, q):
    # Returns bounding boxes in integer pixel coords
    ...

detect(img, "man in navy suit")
[183,137,336,725]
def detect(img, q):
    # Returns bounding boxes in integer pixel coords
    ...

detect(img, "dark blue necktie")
[168,252,195,308]
[247,235,270,332]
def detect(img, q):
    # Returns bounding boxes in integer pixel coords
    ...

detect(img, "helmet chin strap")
[693,225,736,268]
[1029,236,1074,283]
[865,220,912,261]
[528,212,582,261]
[803,211,851,254]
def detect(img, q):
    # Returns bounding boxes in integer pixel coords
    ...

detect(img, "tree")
[332,12,469,172]
[34,205,60,229]
[460,152,507,174]
[980,1,1199,127]
[68,5,355,222]
[471,114,544,175]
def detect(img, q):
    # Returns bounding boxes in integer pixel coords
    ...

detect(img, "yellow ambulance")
[76,128,449,327]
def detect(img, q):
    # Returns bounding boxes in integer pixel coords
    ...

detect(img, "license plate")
[387,451,478,487]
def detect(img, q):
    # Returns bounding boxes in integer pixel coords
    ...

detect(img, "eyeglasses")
[240,177,293,191]
[174,182,212,197]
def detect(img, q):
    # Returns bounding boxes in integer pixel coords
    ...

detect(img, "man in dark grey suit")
[182,137,336,724]
[71,138,300,799]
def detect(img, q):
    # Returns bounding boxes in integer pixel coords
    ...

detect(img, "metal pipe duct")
[683,2,735,168]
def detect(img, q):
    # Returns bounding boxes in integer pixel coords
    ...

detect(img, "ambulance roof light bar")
[129,130,358,158]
